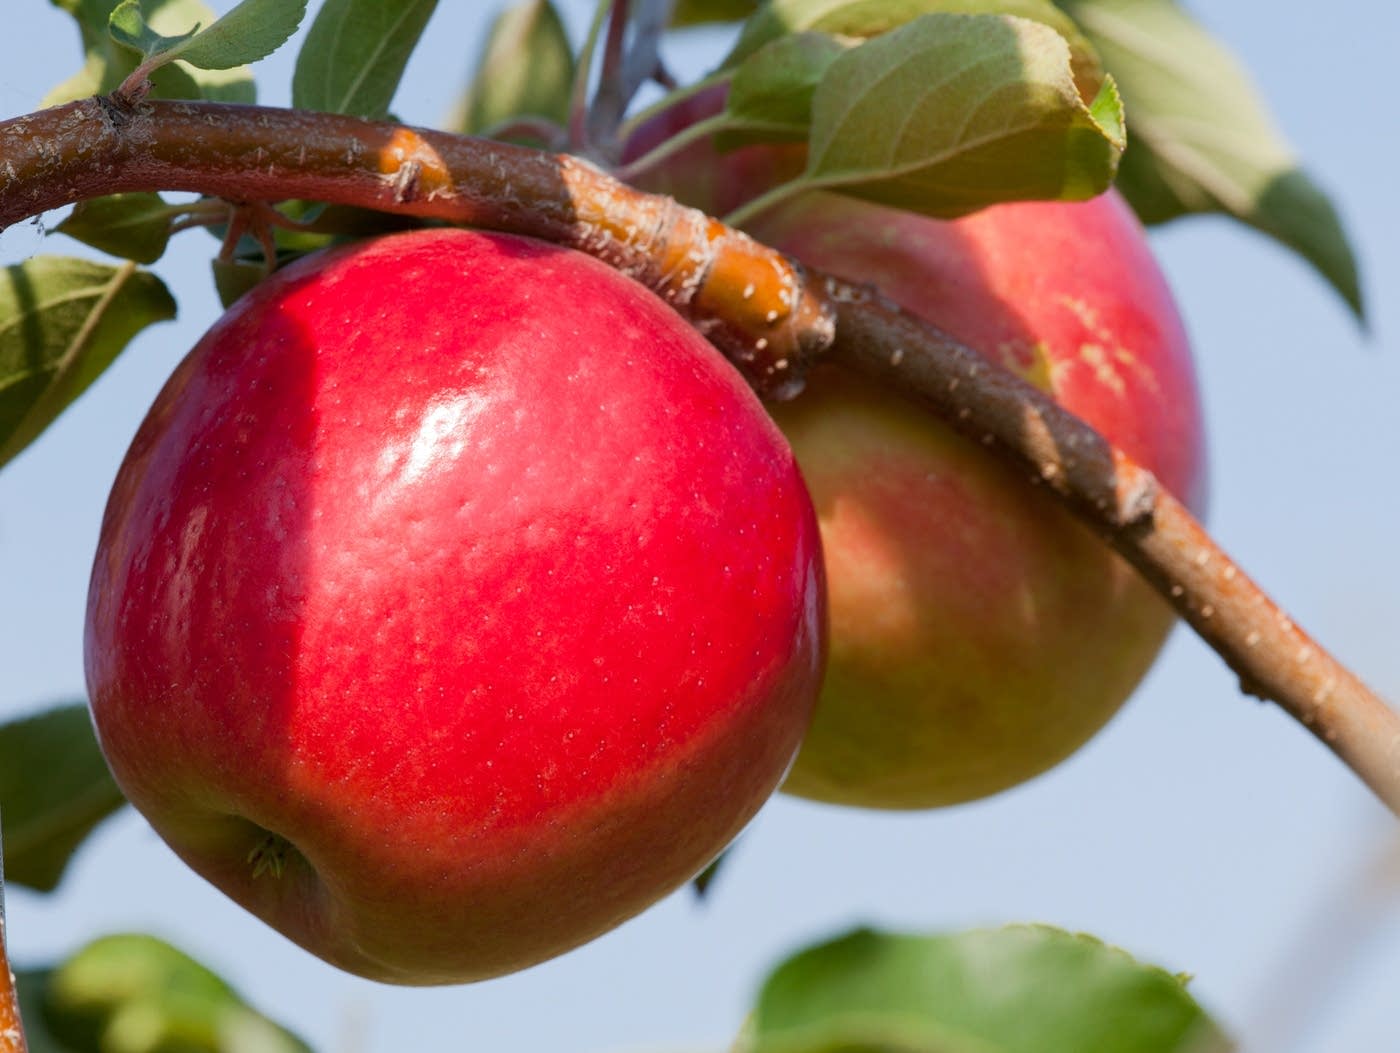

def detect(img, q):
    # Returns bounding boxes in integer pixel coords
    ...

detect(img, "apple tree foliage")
[0,0,1366,1049]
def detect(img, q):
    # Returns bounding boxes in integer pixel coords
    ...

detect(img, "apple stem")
[1,96,1397,816]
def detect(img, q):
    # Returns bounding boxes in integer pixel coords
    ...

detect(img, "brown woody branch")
[0,936,22,1053]
[1,97,1397,815]
[0,822,27,1053]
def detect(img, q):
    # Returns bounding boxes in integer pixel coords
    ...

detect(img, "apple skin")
[626,105,1207,808]
[84,228,825,983]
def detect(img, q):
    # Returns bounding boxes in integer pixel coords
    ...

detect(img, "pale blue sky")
[2,3,1398,1051]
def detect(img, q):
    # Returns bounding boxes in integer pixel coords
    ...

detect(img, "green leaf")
[108,0,199,59]
[109,0,305,73]
[181,63,257,103]
[292,0,439,119]
[211,258,267,309]
[714,32,847,151]
[796,13,1123,217]
[22,935,312,1053]
[167,0,306,70]
[729,0,1103,95]
[0,257,176,469]
[45,0,256,105]
[747,926,1232,1053]
[55,194,173,265]
[43,49,112,107]
[1058,0,1364,321]
[14,971,71,1053]
[673,0,763,24]
[0,705,126,893]
[454,0,575,136]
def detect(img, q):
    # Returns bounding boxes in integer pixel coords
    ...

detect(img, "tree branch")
[0,820,28,1053]
[0,925,22,1053]
[836,300,1400,813]
[1,97,1397,814]
[0,98,829,395]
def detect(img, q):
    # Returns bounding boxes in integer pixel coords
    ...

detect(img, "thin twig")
[589,0,679,159]
[833,293,1400,813]
[0,97,1396,814]
[585,0,632,157]
[1242,831,1400,1051]
[567,0,614,152]
[621,0,678,96]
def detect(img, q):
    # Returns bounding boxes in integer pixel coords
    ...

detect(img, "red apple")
[626,103,1207,809]
[84,228,825,983]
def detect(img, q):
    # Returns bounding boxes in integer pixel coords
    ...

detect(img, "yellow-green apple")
[625,99,1207,809]
[84,228,826,983]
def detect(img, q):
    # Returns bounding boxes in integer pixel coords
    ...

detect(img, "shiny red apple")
[84,228,825,983]
[626,102,1208,808]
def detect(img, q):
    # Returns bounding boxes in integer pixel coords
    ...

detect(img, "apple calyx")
[246,834,291,881]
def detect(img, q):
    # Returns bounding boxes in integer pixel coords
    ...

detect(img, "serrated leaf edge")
[804,15,1120,191]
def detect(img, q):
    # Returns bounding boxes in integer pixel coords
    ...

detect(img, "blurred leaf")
[692,849,730,899]
[211,258,267,309]
[0,705,125,893]
[0,257,175,469]
[15,970,70,1053]
[179,63,256,102]
[796,14,1122,217]
[673,0,762,23]
[454,0,575,136]
[45,0,255,104]
[713,32,846,151]
[43,47,112,104]
[1058,0,1363,320]
[746,926,1231,1053]
[292,0,439,119]
[729,0,1102,95]
[54,194,173,265]
[21,935,312,1053]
